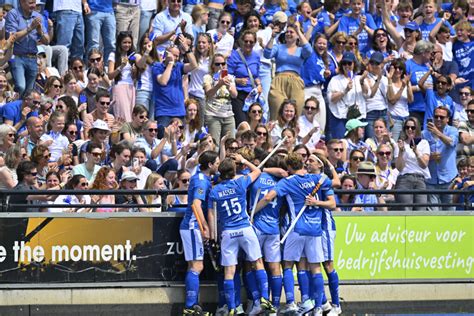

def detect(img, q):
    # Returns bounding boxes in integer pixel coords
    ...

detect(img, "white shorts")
[180,229,204,262]
[254,227,281,263]
[221,226,262,266]
[322,230,336,262]
[282,231,323,264]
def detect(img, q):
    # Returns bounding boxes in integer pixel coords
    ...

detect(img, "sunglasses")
[90,57,102,63]
[405,125,416,130]
[56,105,64,110]
[170,0,182,3]
[29,172,38,176]
[375,33,387,38]
[148,128,158,133]
[79,182,88,187]
[220,20,231,25]
[243,40,255,44]
[332,148,343,152]
[43,153,51,159]
[341,61,353,66]
[91,152,102,157]
[7,133,15,137]
[434,115,447,120]
[178,125,184,130]
[466,109,474,114]
[460,92,470,96]
[214,62,226,66]
[180,178,190,184]
[304,106,317,111]
[31,100,41,105]
[336,40,346,45]
[251,109,262,114]
[139,115,147,119]
[99,101,111,106]
[228,146,239,151]
[68,130,77,135]
[53,84,63,89]
[377,151,391,157]
[347,42,357,46]
[352,156,364,161]
[73,66,83,71]
[256,131,267,136]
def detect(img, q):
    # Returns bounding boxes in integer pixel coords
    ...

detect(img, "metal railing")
[0,188,472,212]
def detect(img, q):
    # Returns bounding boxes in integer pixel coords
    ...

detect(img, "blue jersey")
[275,174,333,237]
[338,14,376,53]
[453,40,474,90]
[419,18,455,41]
[180,171,212,230]
[250,173,282,235]
[406,59,433,112]
[321,209,336,232]
[209,175,253,231]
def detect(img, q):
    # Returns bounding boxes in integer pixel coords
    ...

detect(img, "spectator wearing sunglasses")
[422,106,458,210]
[8,161,40,212]
[353,161,387,212]
[298,97,321,150]
[166,169,191,212]
[72,142,103,183]
[52,175,92,213]
[346,148,364,175]
[2,89,41,133]
[327,139,345,177]
[83,90,115,136]
[374,143,398,204]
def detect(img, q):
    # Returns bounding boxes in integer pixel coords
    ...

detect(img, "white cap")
[121,171,139,182]
[91,119,111,132]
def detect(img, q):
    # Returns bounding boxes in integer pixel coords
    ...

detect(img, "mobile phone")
[427,118,433,124]
[221,69,228,78]
[132,157,139,168]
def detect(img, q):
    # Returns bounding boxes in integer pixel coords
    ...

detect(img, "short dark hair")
[218,158,236,180]
[17,161,37,182]
[199,150,218,171]
[286,152,304,171]
[95,89,110,102]
[87,142,102,153]
[241,130,257,141]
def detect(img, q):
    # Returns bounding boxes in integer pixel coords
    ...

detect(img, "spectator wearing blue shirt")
[84,0,116,62]
[354,161,386,211]
[260,0,291,26]
[337,0,376,53]
[5,0,49,96]
[335,0,351,22]
[433,75,455,119]
[152,43,198,126]
[453,22,474,92]
[264,22,312,120]
[227,30,262,126]
[428,44,461,104]
[312,0,341,38]
[2,89,40,133]
[422,106,459,211]
[419,0,455,41]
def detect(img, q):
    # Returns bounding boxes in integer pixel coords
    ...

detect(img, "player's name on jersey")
[259,178,276,186]
[218,188,236,198]
[300,181,316,189]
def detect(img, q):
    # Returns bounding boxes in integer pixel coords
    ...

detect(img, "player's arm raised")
[231,153,261,182]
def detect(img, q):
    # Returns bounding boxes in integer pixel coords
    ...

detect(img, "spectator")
[6,0,49,96]
[52,0,86,59]
[346,148,365,175]
[328,32,348,67]
[62,73,80,105]
[70,58,87,89]
[298,97,321,150]
[203,53,237,143]
[241,130,257,152]
[365,118,395,154]
[335,174,357,211]
[81,67,104,114]
[394,117,430,211]
[166,169,190,212]
[327,139,345,176]
[80,119,111,164]
[2,89,40,132]
[22,116,44,155]
[150,0,193,53]
[254,124,271,149]
[342,118,371,160]
[109,141,132,180]
[458,100,474,157]
[83,90,115,135]
[207,12,234,57]
[265,22,312,119]
[135,33,157,119]
[0,72,15,107]
[114,0,140,48]
[43,76,63,102]
[269,99,298,144]
[327,52,366,140]
[429,43,461,104]
[188,33,213,123]
[72,142,102,183]
[374,143,399,203]
[386,58,413,141]
[183,98,205,147]
[453,87,472,126]
[152,36,197,126]
[0,143,20,189]
[39,111,68,163]
[353,161,386,211]
[419,0,455,41]
[63,122,80,166]
[30,144,50,185]
[143,172,167,212]
[56,96,83,140]
[85,0,116,62]
[130,146,152,189]
[452,22,473,94]
[34,47,60,93]
[115,171,146,212]
[0,123,16,155]
[8,160,39,212]
[302,34,336,134]
[107,31,138,122]
[294,144,310,164]
[451,156,474,210]
[190,5,208,40]
[90,166,118,212]
[119,104,148,143]
[365,28,399,63]
[337,0,376,53]
[228,30,262,126]
[247,102,263,131]
[345,34,364,71]
[422,106,459,210]
[135,120,167,166]
[52,175,92,213]
[87,49,111,89]
[361,52,389,139]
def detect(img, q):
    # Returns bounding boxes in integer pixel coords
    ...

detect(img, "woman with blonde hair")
[144,172,167,212]
[0,143,21,189]
[0,124,16,155]
[329,32,348,67]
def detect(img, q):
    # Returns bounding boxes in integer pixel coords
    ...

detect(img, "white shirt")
[108,52,134,85]
[207,29,234,57]
[151,9,193,52]
[137,65,153,92]
[440,41,453,62]
[394,139,431,179]
[327,74,366,119]
[388,83,410,118]
[255,27,273,66]
[136,166,152,189]
[51,194,91,213]
[188,57,209,99]
[40,131,70,162]
[53,0,82,12]
[140,0,157,10]
[364,74,388,112]
[298,115,321,150]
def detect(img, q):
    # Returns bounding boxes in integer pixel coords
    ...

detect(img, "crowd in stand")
[0,0,472,212]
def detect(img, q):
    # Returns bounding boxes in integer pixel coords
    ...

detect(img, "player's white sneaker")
[215,304,228,316]
[295,299,315,316]
[278,302,298,314]
[327,304,342,315]
[248,300,262,316]
[321,301,332,312]
[312,307,323,316]
[235,303,245,315]
[245,299,254,315]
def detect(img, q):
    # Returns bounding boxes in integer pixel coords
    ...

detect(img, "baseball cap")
[344,118,368,136]
[121,171,139,182]
[91,119,111,132]
[273,12,288,24]
[341,52,356,63]
[404,21,420,32]
[369,51,384,64]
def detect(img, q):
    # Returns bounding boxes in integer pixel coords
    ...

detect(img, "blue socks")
[328,270,340,306]
[283,268,295,303]
[185,270,200,308]
[270,275,282,307]
[234,272,242,307]
[224,279,236,309]
[217,272,226,308]
[245,271,260,302]
[297,270,310,302]
[311,273,324,308]
[255,269,270,300]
